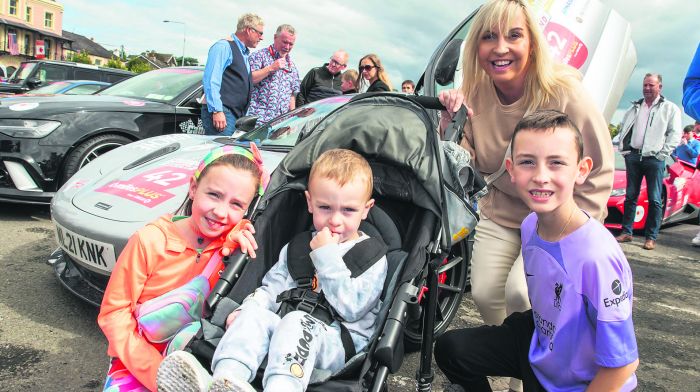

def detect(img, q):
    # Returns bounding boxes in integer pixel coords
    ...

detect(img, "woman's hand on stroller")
[310,227,340,250]
[222,219,258,258]
[438,89,472,137]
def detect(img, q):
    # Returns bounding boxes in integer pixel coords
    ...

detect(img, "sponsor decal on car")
[54,222,116,271]
[122,100,146,107]
[95,165,193,207]
[543,22,588,68]
[8,102,39,111]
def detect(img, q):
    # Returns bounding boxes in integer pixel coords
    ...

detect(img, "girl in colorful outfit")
[98,145,268,392]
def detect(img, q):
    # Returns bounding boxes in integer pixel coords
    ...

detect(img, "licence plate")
[54,222,116,272]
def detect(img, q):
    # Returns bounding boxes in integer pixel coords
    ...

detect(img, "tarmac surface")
[0,202,698,391]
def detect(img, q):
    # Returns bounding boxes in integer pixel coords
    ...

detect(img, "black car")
[0,66,205,204]
[0,60,134,95]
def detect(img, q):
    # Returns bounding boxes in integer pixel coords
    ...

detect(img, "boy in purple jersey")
[435,110,639,392]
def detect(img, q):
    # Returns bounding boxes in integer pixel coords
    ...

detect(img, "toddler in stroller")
[158,148,388,391]
[158,93,482,392]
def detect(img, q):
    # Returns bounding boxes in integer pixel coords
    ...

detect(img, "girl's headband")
[193,143,270,196]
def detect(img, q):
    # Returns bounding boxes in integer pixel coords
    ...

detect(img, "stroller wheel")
[403,239,470,351]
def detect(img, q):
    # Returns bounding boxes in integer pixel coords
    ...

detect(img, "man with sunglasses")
[201,13,264,136]
[246,24,301,123]
[296,50,349,107]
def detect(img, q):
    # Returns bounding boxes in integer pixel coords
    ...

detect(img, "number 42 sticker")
[543,22,588,69]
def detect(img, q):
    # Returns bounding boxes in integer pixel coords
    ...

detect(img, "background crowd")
[199,13,416,138]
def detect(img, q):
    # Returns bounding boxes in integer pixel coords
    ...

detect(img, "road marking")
[655,302,700,318]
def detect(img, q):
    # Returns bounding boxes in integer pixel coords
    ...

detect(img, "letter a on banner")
[35,40,45,59]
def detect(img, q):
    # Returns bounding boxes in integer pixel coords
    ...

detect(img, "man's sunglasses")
[359,65,376,72]
[248,26,263,36]
[330,58,347,68]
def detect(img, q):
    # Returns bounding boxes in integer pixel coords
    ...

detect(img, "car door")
[173,86,205,135]
[421,0,636,124]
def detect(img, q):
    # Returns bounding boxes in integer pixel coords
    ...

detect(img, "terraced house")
[0,0,69,78]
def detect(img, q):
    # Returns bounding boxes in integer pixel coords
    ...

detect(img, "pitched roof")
[62,30,113,58]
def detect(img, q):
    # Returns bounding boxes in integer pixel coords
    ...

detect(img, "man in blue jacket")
[615,73,682,250]
[202,13,264,136]
[672,125,700,165]
[683,42,700,247]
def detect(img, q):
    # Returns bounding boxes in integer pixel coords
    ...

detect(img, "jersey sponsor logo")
[533,310,557,351]
[604,279,629,307]
[611,279,622,295]
[553,282,563,310]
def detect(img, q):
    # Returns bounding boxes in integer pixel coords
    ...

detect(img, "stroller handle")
[411,95,468,144]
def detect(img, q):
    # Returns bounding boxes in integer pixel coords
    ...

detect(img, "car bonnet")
[66,136,285,222]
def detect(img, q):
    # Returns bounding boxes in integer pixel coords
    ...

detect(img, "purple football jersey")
[521,212,638,391]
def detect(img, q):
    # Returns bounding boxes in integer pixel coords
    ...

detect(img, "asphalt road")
[0,202,698,392]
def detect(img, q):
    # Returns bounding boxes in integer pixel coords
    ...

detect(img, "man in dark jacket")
[295,50,348,107]
[202,13,264,136]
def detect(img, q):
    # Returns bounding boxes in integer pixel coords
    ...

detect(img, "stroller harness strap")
[276,230,388,361]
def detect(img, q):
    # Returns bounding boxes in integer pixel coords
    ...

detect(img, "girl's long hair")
[460,0,580,113]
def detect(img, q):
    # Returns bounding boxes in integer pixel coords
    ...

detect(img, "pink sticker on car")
[95,166,194,207]
[122,100,146,107]
[156,68,200,74]
[543,22,588,69]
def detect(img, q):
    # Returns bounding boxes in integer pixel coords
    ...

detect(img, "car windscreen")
[238,95,351,148]
[99,68,202,103]
[29,81,70,94]
[9,62,36,83]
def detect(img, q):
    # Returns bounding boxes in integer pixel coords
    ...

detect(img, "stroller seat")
[181,93,479,391]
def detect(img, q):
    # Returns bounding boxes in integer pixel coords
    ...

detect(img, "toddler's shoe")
[208,377,256,392]
[157,350,212,392]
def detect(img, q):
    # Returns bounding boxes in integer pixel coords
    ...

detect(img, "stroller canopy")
[263,94,449,233]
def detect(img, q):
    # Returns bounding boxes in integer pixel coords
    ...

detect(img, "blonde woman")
[358,54,392,92]
[436,0,613,390]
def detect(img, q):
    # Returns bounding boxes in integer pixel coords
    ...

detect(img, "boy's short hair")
[511,109,584,160]
[309,149,373,199]
[342,69,358,83]
[683,124,694,133]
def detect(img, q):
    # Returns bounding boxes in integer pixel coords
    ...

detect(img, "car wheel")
[62,134,131,183]
[404,238,470,351]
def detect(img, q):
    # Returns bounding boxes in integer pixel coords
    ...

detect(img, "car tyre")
[404,238,470,351]
[62,134,131,184]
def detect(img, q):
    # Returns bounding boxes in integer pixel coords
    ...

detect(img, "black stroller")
[186,93,484,391]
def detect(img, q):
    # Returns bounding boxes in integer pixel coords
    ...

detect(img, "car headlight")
[0,119,61,138]
[610,188,626,197]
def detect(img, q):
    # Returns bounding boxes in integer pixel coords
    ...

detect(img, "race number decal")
[543,22,588,69]
[95,166,193,207]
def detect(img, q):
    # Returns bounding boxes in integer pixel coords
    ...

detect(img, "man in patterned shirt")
[246,24,300,123]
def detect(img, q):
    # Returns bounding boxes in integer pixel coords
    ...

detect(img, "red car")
[606,150,700,230]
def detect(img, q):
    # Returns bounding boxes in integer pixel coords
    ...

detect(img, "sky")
[61,0,700,125]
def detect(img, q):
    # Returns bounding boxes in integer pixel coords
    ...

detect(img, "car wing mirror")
[235,116,258,133]
[26,77,42,88]
[434,39,463,86]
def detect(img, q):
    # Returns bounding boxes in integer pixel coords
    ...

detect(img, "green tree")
[106,57,125,70]
[127,58,152,74]
[175,56,199,66]
[69,50,92,64]
[609,123,619,138]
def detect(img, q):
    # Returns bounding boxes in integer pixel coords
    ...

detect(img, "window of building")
[44,12,53,28]
[9,0,17,15]
[44,39,52,59]
[7,28,17,52]
[94,59,102,66]
[25,6,32,22]
[24,34,30,55]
